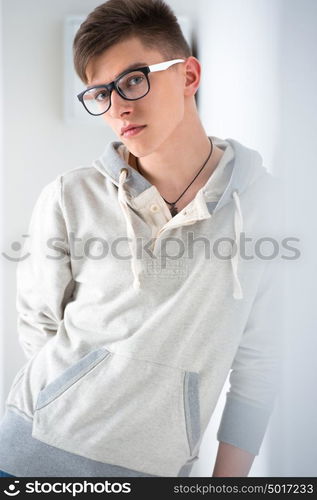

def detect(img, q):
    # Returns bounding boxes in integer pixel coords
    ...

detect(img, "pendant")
[170,204,178,216]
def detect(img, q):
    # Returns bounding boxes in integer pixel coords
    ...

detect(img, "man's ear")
[183,56,201,97]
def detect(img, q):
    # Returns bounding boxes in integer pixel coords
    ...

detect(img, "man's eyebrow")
[114,62,148,79]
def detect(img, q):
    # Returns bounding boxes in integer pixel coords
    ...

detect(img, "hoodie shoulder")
[58,164,112,195]
[58,165,105,184]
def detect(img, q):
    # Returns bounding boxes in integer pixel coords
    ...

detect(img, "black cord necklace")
[135,138,213,216]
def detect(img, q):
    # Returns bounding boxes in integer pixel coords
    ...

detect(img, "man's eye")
[127,76,144,86]
[95,91,109,102]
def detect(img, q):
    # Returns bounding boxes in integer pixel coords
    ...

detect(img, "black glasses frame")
[77,66,151,116]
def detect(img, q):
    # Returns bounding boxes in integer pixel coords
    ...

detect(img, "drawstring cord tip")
[233,289,244,300]
[133,279,141,291]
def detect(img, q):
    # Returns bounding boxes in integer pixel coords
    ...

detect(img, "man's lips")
[121,125,147,137]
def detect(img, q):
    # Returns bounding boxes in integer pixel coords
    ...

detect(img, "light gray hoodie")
[0,136,283,477]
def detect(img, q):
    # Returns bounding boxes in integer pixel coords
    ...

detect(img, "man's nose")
[108,90,134,118]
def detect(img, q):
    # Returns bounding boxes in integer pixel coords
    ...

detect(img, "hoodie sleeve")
[16,175,75,360]
[216,253,284,455]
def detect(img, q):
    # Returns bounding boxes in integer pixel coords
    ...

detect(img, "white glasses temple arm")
[148,59,185,73]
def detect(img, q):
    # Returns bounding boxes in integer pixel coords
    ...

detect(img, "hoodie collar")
[93,136,265,212]
[210,137,267,214]
[93,140,152,198]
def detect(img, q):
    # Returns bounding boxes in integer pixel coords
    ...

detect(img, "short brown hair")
[73,0,192,84]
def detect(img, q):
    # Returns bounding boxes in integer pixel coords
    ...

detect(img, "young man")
[0,0,283,477]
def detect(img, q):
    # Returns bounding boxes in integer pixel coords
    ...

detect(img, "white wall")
[0,0,4,416]
[1,0,316,477]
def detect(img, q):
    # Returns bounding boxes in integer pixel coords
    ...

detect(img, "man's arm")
[16,175,75,359]
[212,175,285,476]
[214,249,284,475]
[212,442,255,477]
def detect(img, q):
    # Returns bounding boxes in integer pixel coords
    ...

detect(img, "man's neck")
[129,115,224,205]
[135,117,210,187]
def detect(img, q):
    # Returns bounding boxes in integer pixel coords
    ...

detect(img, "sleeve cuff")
[216,394,273,455]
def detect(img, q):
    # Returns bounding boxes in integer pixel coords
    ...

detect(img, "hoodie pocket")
[32,347,200,477]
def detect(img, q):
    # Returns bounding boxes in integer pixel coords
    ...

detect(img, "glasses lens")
[117,71,149,99]
[82,87,111,115]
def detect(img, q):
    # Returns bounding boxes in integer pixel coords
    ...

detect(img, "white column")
[272,0,317,476]
[197,0,282,170]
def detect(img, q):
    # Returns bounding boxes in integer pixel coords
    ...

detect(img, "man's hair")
[73,0,192,84]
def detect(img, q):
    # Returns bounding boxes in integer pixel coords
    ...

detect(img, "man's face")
[85,37,187,158]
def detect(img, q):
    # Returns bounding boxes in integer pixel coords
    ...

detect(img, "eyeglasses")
[77,58,185,116]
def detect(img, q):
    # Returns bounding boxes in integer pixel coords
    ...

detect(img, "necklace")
[135,138,213,216]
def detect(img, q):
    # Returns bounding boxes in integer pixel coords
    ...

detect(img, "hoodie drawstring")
[231,190,244,300]
[118,168,142,290]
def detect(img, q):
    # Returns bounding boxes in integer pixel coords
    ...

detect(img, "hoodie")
[0,136,283,477]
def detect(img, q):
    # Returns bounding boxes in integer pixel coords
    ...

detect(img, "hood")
[92,136,268,300]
